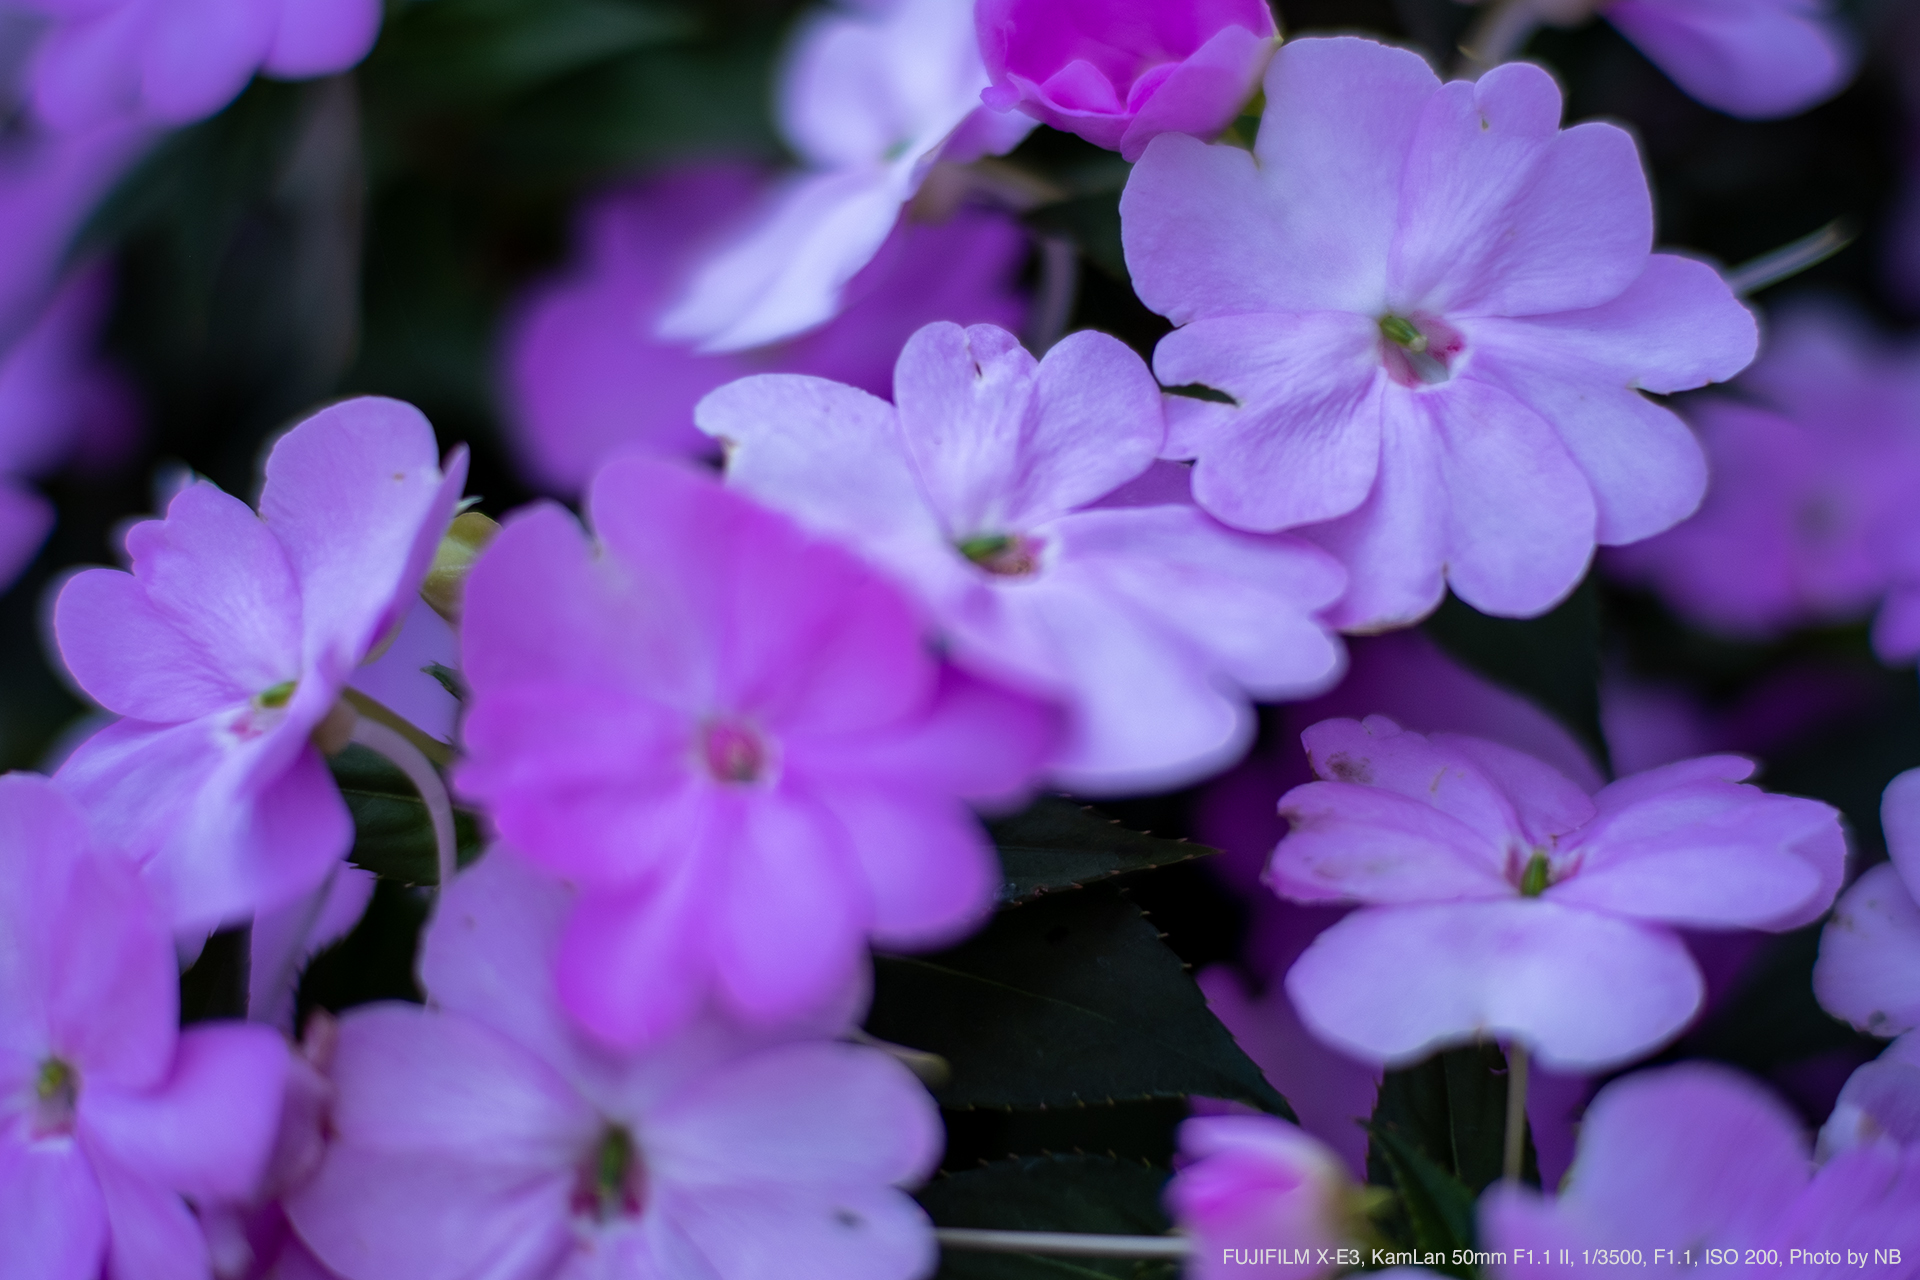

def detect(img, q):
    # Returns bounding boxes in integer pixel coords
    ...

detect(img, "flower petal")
[1605,0,1854,120]
[1285,900,1702,1070]
[0,1134,105,1280]
[1815,864,1920,1039]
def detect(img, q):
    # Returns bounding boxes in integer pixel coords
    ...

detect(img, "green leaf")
[1367,1044,1536,1198]
[866,888,1290,1115]
[368,0,697,105]
[1423,574,1608,771]
[988,799,1216,906]
[330,744,484,885]
[920,1154,1176,1280]
[1365,1125,1478,1274]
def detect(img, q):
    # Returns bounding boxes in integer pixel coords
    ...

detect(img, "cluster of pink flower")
[5,0,1920,1278]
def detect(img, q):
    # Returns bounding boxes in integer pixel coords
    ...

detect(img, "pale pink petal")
[1005,328,1166,524]
[79,1023,285,1203]
[43,847,176,1094]
[1269,782,1515,904]
[1606,0,1854,120]
[1296,717,1543,848]
[1285,900,1703,1070]
[1153,311,1387,532]
[1815,864,1920,1039]
[558,865,716,1051]
[84,1141,207,1280]
[809,784,994,948]
[665,1183,935,1280]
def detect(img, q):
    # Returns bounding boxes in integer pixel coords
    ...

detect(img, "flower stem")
[1504,1041,1531,1182]
[935,1229,1192,1260]
[1723,219,1855,296]
[1457,0,1541,76]
[350,716,458,890]
[1024,235,1081,355]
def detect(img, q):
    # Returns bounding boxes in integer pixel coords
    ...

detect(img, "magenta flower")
[504,164,1029,492]
[53,397,469,929]
[20,0,382,132]
[456,456,1058,1047]
[976,0,1278,161]
[1269,716,1844,1069]
[0,264,140,590]
[1603,0,1855,120]
[1166,1114,1362,1280]
[1607,302,1920,660]
[1815,768,1920,1041]
[1120,36,1758,630]
[0,773,287,1280]
[1482,1064,1920,1273]
[656,0,1033,353]
[698,321,1346,793]
[286,848,943,1280]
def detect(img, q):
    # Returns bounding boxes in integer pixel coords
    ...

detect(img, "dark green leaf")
[1365,1125,1477,1273]
[1367,1044,1535,1198]
[330,744,484,885]
[867,888,1290,1115]
[988,798,1216,906]
[920,1154,1176,1280]
[369,0,697,105]
[1423,573,1608,771]
[423,662,468,701]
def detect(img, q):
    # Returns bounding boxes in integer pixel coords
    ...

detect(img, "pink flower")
[656,0,1034,353]
[285,848,943,1280]
[698,321,1345,793]
[976,0,1278,161]
[1269,716,1843,1069]
[0,773,287,1280]
[1482,1063,1920,1274]
[1602,0,1855,120]
[1815,767,1920,1041]
[504,164,1029,492]
[1119,36,1757,630]
[20,0,383,132]
[52,397,468,929]
[0,264,140,590]
[1166,1114,1361,1280]
[455,456,1058,1048]
[1607,302,1920,660]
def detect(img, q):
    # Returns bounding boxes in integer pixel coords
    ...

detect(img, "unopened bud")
[422,511,500,625]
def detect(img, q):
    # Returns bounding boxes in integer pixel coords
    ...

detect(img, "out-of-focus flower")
[1482,1064,1920,1275]
[0,263,140,590]
[19,0,382,132]
[286,848,943,1280]
[656,0,1033,353]
[0,772,287,1280]
[699,321,1345,794]
[1601,0,1855,121]
[1271,716,1844,1069]
[1121,36,1757,630]
[456,456,1058,1048]
[1166,1114,1366,1279]
[1816,768,1920,1041]
[52,397,468,929]
[1607,302,1920,661]
[1818,1033,1920,1160]
[975,0,1278,161]
[504,164,1029,492]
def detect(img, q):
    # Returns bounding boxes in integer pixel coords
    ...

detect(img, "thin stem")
[1504,1041,1531,1183]
[342,687,454,767]
[1024,235,1081,355]
[1723,219,1855,297]
[936,1229,1192,1260]
[350,716,458,890]
[847,1030,951,1090]
[1457,0,1541,77]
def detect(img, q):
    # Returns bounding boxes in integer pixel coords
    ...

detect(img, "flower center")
[254,680,297,709]
[1377,313,1464,388]
[32,1057,78,1137]
[1517,850,1553,898]
[572,1124,646,1223]
[700,719,771,785]
[957,533,1041,578]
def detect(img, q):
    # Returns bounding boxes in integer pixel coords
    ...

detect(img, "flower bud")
[421,511,500,625]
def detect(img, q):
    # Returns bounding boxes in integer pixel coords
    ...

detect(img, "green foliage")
[867,886,1289,1115]
[988,798,1216,906]
[920,1155,1177,1280]
[330,744,484,885]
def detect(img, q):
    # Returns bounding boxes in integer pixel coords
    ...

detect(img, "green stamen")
[957,534,1016,566]
[35,1058,73,1102]
[1379,314,1428,353]
[594,1126,636,1217]
[1518,851,1552,898]
[255,680,297,709]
